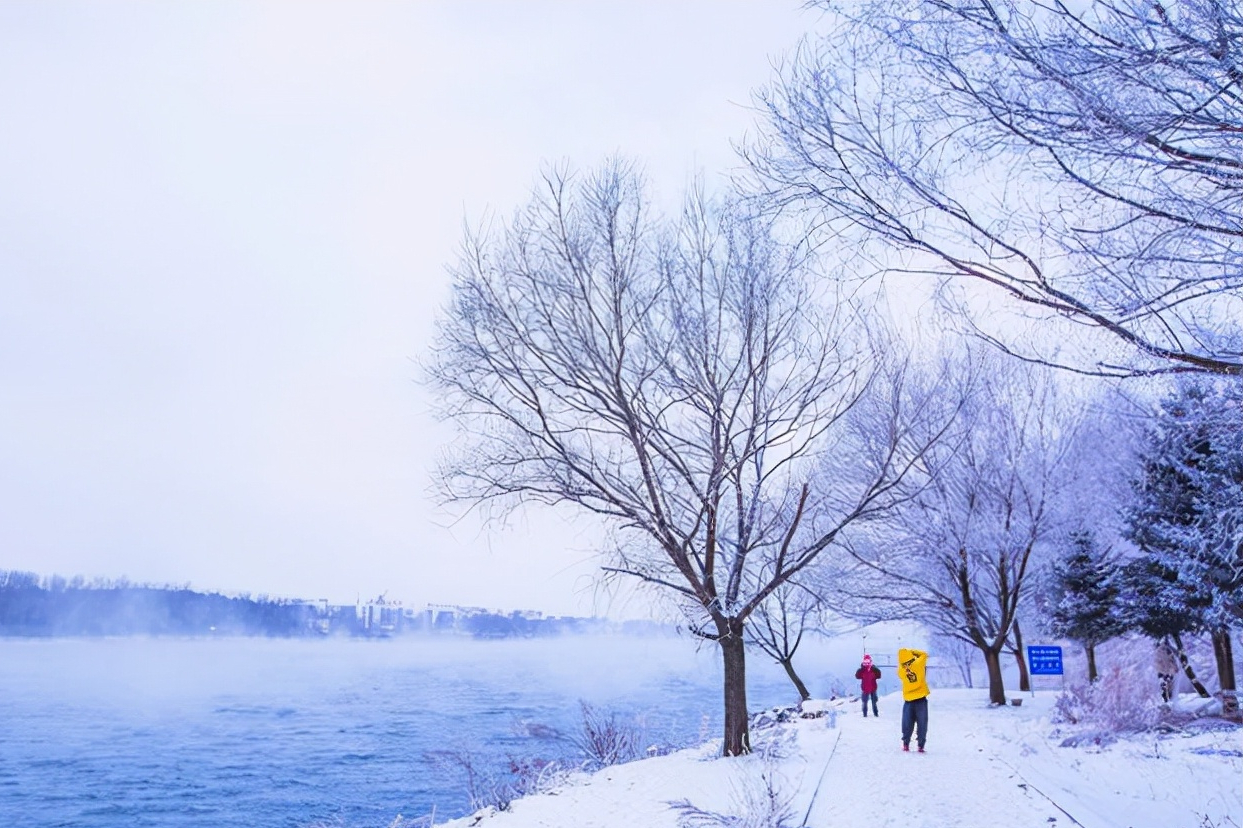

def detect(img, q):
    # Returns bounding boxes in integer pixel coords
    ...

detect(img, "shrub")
[505,755,564,800]
[670,751,795,828]
[426,748,564,814]
[573,701,643,769]
[1053,663,1162,733]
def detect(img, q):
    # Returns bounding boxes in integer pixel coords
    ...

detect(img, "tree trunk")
[1211,627,1238,717]
[779,657,812,702]
[719,619,751,756]
[1012,621,1030,692]
[1085,643,1098,684]
[1171,632,1211,698]
[982,646,1006,705]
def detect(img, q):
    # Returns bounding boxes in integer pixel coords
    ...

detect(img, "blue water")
[0,634,840,827]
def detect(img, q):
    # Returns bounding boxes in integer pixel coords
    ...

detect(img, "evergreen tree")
[1048,531,1124,682]
[1117,554,1211,697]
[1126,381,1242,711]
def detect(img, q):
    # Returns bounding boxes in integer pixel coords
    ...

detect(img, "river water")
[0,634,853,827]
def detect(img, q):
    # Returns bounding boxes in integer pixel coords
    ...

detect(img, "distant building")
[357,595,403,636]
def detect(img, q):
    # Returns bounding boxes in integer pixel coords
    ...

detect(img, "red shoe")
[902,743,910,752]
[918,746,926,753]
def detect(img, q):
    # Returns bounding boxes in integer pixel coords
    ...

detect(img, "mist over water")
[0,633,868,827]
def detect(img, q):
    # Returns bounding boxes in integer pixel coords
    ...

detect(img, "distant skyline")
[0,2,817,617]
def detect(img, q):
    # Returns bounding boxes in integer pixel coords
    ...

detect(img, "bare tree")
[748,0,1242,378]
[745,581,826,703]
[429,162,946,755]
[823,358,1079,705]
[931,630,978,688]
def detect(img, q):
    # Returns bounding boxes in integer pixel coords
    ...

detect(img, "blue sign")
[1027,645,1064,676]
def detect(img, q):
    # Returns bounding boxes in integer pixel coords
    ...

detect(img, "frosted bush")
[751,721,798,762]
[506,756,565,800]
[426,748,565,814]
[1053,663,1161,733]
[670,753,795,828]
[573,701,643,769]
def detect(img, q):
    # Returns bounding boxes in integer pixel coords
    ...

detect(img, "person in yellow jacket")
[898,647,929,752]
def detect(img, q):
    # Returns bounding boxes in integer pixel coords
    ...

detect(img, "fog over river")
[0,633,872,827]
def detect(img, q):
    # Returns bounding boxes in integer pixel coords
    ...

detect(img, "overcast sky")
[0,2,819,617]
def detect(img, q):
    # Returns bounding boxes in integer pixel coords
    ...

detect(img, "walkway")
[798,693,1074,828]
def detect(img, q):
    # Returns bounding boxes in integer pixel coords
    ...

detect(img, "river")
[0,633,857,827]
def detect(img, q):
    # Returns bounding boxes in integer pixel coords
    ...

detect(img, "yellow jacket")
[898,648,929,701]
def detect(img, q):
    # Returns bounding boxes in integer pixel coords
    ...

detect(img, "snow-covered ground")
[435,690,1242,828]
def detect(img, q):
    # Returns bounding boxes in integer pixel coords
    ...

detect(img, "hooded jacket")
[855,662,881,694]
[898,648,929,701]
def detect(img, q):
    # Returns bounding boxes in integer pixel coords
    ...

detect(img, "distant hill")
[0,570,674,639]
[0,570,316,637]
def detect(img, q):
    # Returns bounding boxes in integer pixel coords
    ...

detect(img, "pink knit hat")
[862,654,872,666]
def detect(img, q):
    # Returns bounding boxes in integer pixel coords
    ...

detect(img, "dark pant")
[901,696,928,748]
[861,691,878,716]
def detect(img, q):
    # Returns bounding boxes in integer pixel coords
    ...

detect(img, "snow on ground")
[436,689,1242,828]
[960,693,1242,828]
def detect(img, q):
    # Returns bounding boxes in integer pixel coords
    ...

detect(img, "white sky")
[0,2,819,616]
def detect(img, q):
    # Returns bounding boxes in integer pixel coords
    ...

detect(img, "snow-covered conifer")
[1125,381,1242,710]
[1047,531,1124,683]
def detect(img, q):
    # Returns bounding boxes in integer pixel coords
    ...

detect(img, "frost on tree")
[748,0,1243,377]
[1125,381,1242,711]
[1047,531,1125,683]
[813,356,1082,707]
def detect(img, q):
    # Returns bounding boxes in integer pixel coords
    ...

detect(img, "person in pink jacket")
[855,654,881,717]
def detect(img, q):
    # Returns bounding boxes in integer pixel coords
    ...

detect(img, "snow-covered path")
[799,696,1070,828]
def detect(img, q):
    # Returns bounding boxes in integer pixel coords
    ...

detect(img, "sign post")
[1027,645,1064,695]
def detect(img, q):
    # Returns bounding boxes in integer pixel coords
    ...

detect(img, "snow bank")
[435,690,1242,828]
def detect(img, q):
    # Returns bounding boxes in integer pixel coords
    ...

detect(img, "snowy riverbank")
[435,689,1242,828]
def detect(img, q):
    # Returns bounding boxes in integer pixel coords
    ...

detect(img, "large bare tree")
[749,0,1242,377]
[428,162,946,754]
